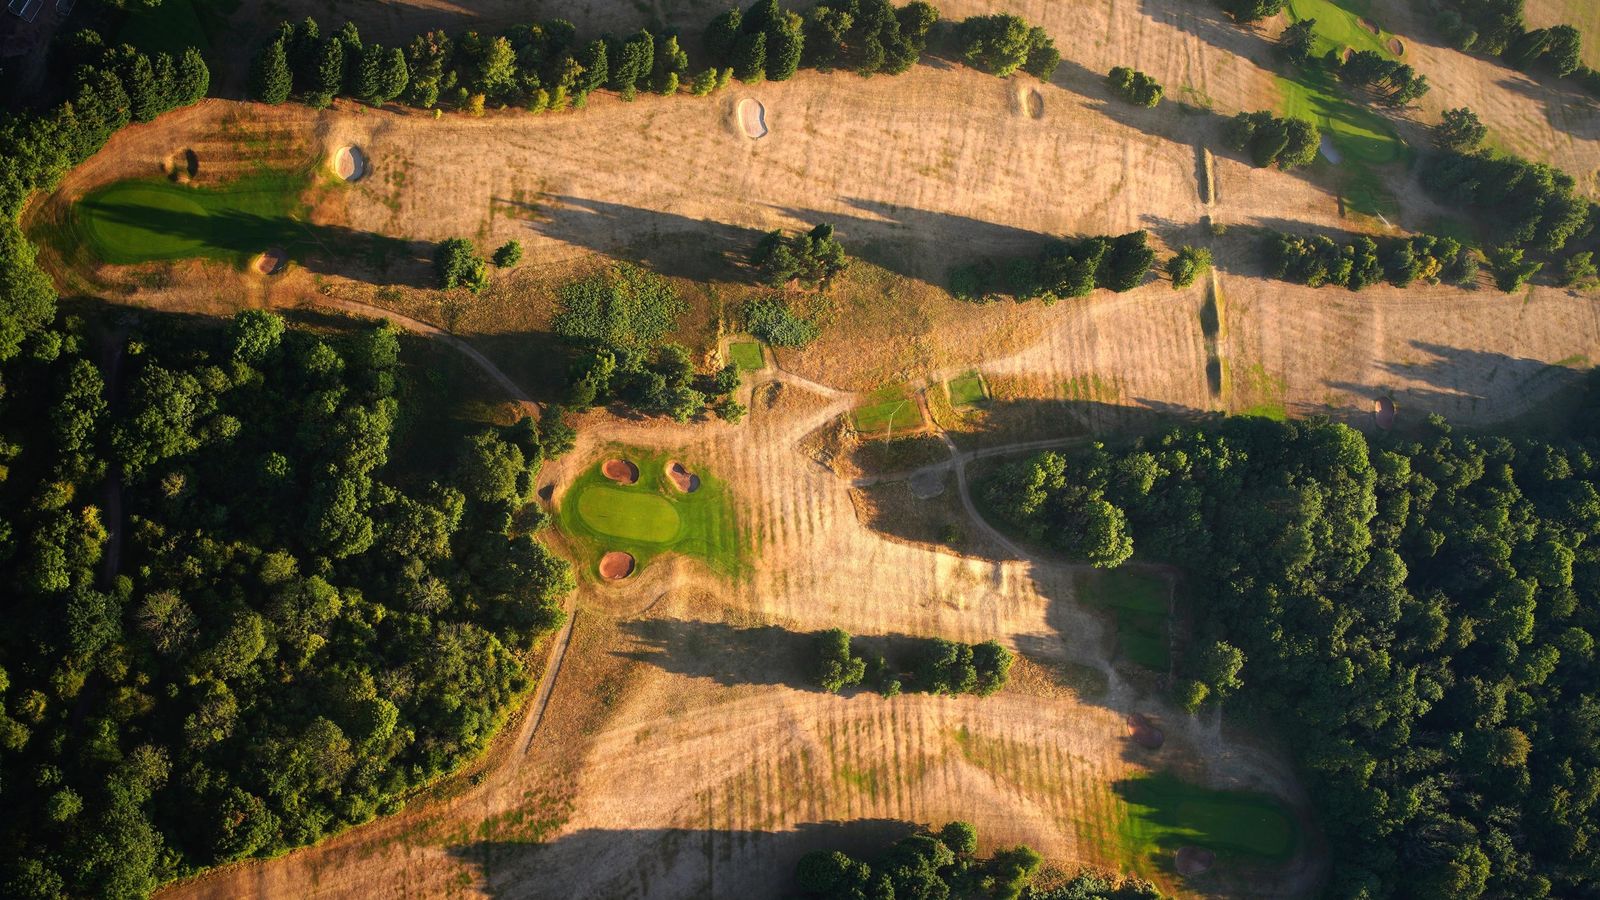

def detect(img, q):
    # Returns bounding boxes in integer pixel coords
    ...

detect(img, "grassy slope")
[556,447,742,578]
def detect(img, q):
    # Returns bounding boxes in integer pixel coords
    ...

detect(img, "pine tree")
[250,39,293,105]
[733,31,767,83]
[176,48,210,105]
[767,17,804,81]
[376,46,409,104]
[308,38,345,107]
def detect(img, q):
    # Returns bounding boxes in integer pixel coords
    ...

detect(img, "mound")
[1374,397,1396,430]
[1127,713,1165,750]
[1175,846,1216,876]
[666,461,701,493]
[603,459,640,484]
[333,145,368,182]
[1357,17,1379,35]
[254,248,288,275]
[1023,88,1044,120]
[599,551,636,580]
[738,99,768,140]
[1388,37,1405,55]
[909,470,945,499]
[166,149,199,183]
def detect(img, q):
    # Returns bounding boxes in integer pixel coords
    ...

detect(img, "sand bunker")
[599,551,636,580]
[738,99,768,140]
[1388,37,1405,55]
[1127,713,1165,750]
[603,459,640,484]
[1023,88,1044,119]
[332,145,367,182]
[1357,17,1379,35]
[666,461,701,493]
[1175,846,1216,876]
[254,248,288,275]
[1374,397,1396,430]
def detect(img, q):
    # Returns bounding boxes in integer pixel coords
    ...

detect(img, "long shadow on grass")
[74,199,438,287]
[1325,340,1591,426]
[1494,75,1600,140]
[448,820,916,899]
[515,193,768,282]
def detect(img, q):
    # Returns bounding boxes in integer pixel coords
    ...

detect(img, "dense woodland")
[986,409,1600,898]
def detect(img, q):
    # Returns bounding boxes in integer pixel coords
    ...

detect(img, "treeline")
[813,629,1014,697]
[948,230,1156,303]
[0,310,574,897]
[1264,230,1478,291]
[1223,109,1319,170]
[248,3,1059,112]
[1421,149,1594,255]
[982,412,1600,897]
[1431,0,1600,97]
[0,34,210,363]
[558,263,746,423]
[796,821,1045,900]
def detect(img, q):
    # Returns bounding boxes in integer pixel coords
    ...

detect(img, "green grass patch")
[851,384,924,437]
[1114,772,1299,873]
[1287,0,1395,59]
[947,371,987,407]
[1236,403,1289,421]
[728,341,766,372]
[69,173,312,267]
[555,448,743,579]
[1077,570,1171,671]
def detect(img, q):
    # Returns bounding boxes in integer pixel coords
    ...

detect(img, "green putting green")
[69,172,311,266]
[729,341,766,372]
[557,449,743,578]
[576,486,682,543]
[1115,772,1299,872]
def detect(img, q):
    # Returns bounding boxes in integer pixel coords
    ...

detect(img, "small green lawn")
[947,371,987,407]
[852,385,923,437]
[729,341,766,372]
[1078,570,1171,670]
[556,448,743,579]
[1115,772,1299,874]
[71,174,311,267]
[1235,402,1289,421]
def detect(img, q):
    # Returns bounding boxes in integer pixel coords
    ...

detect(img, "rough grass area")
[1077,570,1171,671]
[728,341,766,371]
[947,371,988,407]
[116,0,223,57]
[70,173,310,266]
[851,384,923,438]
[1114,772,1299,874]
[556,448,742,579]
[1523,0,1600,69]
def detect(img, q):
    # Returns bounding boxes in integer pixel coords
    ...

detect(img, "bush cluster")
[752,223,848,288]
[954,13,1061,80]
[1107,66,1163,107]
[433,238,488,292]
[948,231,1156,303]
[1223,110,1319,170]
[796,822,1045,900]
[744,295,823,347]
[1329,49,1430,106]
[811,629,1014,697]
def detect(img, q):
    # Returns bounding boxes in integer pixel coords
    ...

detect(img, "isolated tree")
[1544,25,1583,77]
[1278,19,1317,66]
[1561,251,1598,289]
[814,629,866,693]
[1166,246,1213,288]
[435,238,488,292]
[956,14,1033,77]
[1487,245,1542,292]
[249,39,293,105]
[376,46,409,104]
[1434,107,1487,151]
[493,240,523,268]
[1022,29,1061,80]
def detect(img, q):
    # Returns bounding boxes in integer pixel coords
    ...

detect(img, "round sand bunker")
[599,551,636,580]
[1127,713,1165,750]
[1388,37,1405,55]
[1175,846,1216,876]
[666,461,701,493]
[254,248,288,275]
[1374,397,1396,430]
[332,145,368,182]
[603,459,640,484]
[737,99,768,140]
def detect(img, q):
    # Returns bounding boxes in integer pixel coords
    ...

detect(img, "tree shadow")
[1136,0,1277,71]
[515,193,767,283]
[448,820,917,899]
[71,198,439,287]
[1493,75,1600,140]
[1325,339,1591,425]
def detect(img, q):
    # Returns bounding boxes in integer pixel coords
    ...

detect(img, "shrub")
[814,629,866,693]
[752,223,847,288]
[249,39,293,104]
[492,240,523,268]
[956,14,1056,79]
[434,238,488,291]
[1487,245,1542,292]
[744,296,821,347]
[1166,246,1213,288]
[1107,66,1163,106]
